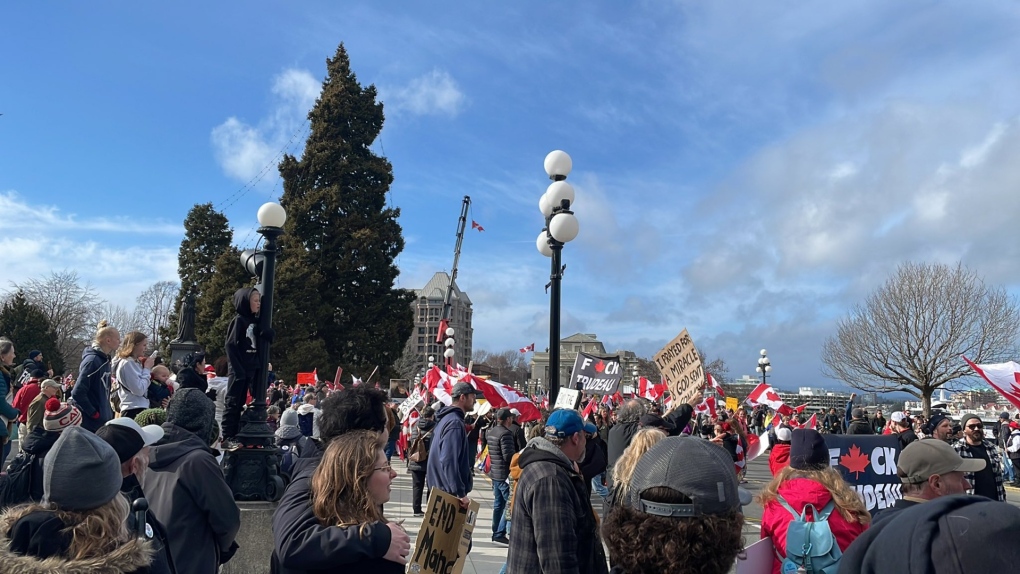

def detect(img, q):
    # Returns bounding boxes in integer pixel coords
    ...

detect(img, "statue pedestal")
[220,501,278,574]
[168,340,203,370]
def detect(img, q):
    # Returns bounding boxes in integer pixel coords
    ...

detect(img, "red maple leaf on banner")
[594,360,605,373]
[839,445,870,478]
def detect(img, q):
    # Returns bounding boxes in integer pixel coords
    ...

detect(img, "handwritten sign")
[410,488,480,574]
[726,396,739,412]
[399,388,425,422]
[553,387,581,411]
[567,352,622,395]
[653,329,704,406]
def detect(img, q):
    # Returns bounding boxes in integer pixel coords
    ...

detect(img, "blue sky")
[3,2,1020,390]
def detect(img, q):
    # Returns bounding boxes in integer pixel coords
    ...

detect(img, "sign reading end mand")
[654,328,704,406]
[411,488,480,574]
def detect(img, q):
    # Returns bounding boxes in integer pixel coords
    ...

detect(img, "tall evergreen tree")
[274,43,414,380]
[0,291,64,375]
[161,203,233,350]
[194,247,254,360]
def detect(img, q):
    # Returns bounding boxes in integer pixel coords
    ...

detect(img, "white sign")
[398,388,425,422]
[553,387,581,411]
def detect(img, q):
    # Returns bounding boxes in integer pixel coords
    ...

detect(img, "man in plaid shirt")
[953,414,1006,501]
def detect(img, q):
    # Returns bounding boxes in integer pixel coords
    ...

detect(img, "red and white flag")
[462,374,542,422]
[693,396,717,419]
[804,413,818,430]
[794,403,809,414]
[471,220,485,232]
[707,373,726,397]
[638,376,667,401]
[424,366,454,405]
[519,343,535,353]
[963,356,1020,410]
[332,366,343,390]
[745,382,793,416]
[581,397,598,420]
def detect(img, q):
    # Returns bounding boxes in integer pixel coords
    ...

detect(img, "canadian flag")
[804,413,818,430]
[424,366,454,405]
[707,373,726,397]
[519,343,535,353]
[693,396,717,419]
[963,356,1020,410]
[471,220,485,232]
[745,382,793,416]
[463,374,542,422]
[794,403,809,414]
[581,398,598,420]
[638,376,667,401]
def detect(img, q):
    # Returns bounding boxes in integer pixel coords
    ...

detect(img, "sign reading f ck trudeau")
[654,328,704,406]
[568,352,623,395]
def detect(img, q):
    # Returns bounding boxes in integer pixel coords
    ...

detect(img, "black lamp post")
[756,349,772,385]
[222,201,287,502]
[537,150,578,407]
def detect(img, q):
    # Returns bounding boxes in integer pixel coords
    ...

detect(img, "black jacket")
[123,474,175,574]
[510,422,527,452]
[73,345,114,432]
[578,434,608,498]
[142,424,240,574]
[0,506,153,574]
[9,427,59,504]
[271,455,394,574]
[224,287,261,379]
[175,367,208,394]
[486,424,517,482]
[847,419,874,435]
[898,429,918,449]
[408,418,435,472]
[607,404,694,468]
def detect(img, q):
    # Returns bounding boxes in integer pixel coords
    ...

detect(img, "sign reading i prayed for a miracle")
[567,352,623,395]
[654,328,704,406]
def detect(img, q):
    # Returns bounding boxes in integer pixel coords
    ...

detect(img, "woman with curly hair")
[607,427,666,508]
[603,436,747,574]
[310,429,405,573]
[757,428,870,574]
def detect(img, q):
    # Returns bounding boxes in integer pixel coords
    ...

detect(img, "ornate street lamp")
[537,150,578,407]
[756,349,772,385]
[222,202,286,501]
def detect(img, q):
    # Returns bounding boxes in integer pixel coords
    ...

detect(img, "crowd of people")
[4,313,1020,573]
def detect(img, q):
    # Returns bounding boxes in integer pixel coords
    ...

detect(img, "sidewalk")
[389,465,507,574]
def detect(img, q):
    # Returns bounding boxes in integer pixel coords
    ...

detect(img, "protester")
[426,382,477,507]
[999,411,1012,450]
[298,392,321,439]
[768,425,793,476]
[384,403,400,461]
[272,386,411,573]
[97,417,175,574]
[506,409,608,574]
[0,398,82,506]
[74,320,120,432]
[952,414,1006,501]
[607,399,646,470]
[711,421,740,462]
[113,331,156,419]
[0,426,154,573]
[148,365,173,407]
[870,409,886,434]
[12,370,45,445]
[142,388,240,573]
[758,429,870,574]
[579,423,609,501]
[25,378,61,432]
[509,408,527,451]
[174,351,209,394]
[638,413,673,434]
[845,401,873,435]
[0,338,23,462]
[823,407,842,434]
[223,286,272,448]
[871,438,984,523]
[13,350,51,383]
[275,409,316,481]
[603,436,748,574]
[408,406,435,517]
[607,427,667,509]
[839,495,1020,573]
[307,430,403,574]
[921,412,950,442]
[486,407,518,545]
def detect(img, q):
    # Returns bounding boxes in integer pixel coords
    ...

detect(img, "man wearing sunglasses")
[952,414,1007,501]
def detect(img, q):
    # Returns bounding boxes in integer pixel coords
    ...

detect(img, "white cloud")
[210,68,320,183]
[0,190,181,234]
[385,69,465,117]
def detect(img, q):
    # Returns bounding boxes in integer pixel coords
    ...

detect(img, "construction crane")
[436,196,471,366]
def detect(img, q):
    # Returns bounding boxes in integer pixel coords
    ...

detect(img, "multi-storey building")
[411,272,473,374]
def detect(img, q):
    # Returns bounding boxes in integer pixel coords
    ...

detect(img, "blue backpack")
[776,495,842,574]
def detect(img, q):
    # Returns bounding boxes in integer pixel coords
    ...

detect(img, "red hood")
[776,477,835,510]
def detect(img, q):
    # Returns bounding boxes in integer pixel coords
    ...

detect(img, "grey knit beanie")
[166,387,215,440]
[280,408,299,427]
[43,426,122,511]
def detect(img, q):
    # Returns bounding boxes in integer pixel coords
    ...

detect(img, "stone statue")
[172,291,197,343]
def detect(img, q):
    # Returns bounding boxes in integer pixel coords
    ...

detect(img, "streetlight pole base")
[223,405,284,501]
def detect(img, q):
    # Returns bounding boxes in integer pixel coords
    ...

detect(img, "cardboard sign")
[410,488,480,574]
[823,434,903,512]
[554,387,581,410]
[567,352,623,395]
[653,329,704,406]
[736,537,775,574]
[399,389,425,422]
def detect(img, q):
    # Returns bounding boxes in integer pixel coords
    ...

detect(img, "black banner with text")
[568,352,623,395]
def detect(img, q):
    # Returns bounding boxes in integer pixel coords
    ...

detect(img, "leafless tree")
[822,262,1020,415]
[99,303,142,338]
[135,281,179,347]
[11,271,103,372]
[472,349,531,387]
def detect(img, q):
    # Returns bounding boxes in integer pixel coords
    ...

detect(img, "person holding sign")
[309,430,405,574]
[427,382,477,509]
[506,409,608,574]
[757,429,870,574]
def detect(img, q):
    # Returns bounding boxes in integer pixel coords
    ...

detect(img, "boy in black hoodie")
[222,287,271,447]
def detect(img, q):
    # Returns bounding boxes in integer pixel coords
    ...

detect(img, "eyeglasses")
[966,424,983,430]
[374,465,393,473]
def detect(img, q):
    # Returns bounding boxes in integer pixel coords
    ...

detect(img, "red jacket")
[12,381,40,424]
[768,443,790,476]
[760,478,868,574]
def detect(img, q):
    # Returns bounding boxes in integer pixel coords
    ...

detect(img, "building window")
[418,337,424,344]
[418,327,425,334]
[417,345,424,352]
